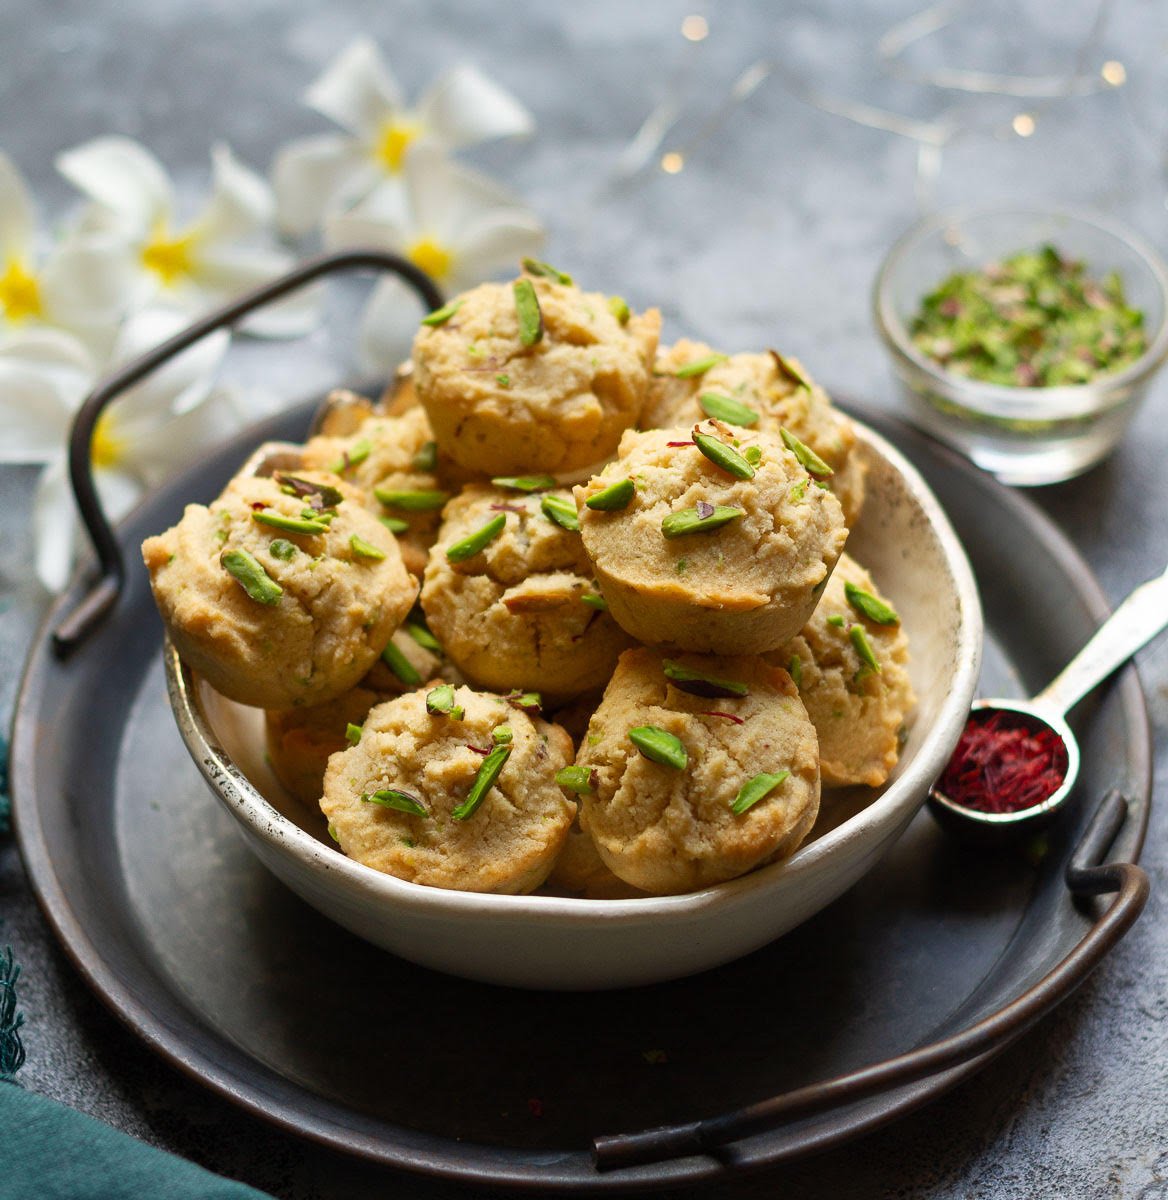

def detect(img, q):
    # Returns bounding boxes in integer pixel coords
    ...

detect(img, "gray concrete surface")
[2,1,1168,1196]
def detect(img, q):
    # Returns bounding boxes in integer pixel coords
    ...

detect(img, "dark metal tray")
[11,264,1151,1190]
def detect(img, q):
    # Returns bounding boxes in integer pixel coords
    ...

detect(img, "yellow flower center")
[0,258,43,321]
[375,121,419,173]
[407,238,453,281]
[141,227,196,285]
[91,411,125,470]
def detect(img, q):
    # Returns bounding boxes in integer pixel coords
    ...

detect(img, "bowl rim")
[872,204,1168,411]
[165,419,983,924]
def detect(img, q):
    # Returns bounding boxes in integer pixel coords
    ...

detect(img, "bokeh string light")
[616,1,1130,209]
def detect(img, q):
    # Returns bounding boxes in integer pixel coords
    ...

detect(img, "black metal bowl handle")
[52,249,444,657]
[593,788,1148,1171]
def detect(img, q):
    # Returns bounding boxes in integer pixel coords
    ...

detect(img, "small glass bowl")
[874,207,1168,485]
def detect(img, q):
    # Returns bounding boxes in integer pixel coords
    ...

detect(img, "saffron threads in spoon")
[936,710,1068,814]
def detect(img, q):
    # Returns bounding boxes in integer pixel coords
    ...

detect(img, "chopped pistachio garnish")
[420,298,462,327]
[522,257,573,285]
[514,278,544,347]
[221,549,283,605]
[789,479,808,503]
[426,683,464,719]
[302,507,335,523]
[453,743,511,820]
[663,659,749,699]
[744,445,763,466]
[374,486,450,511]
[413,440,438,472]
[555,765,596,794]
[628,725,688,770]
[661,504,744,538]
[732,770,791,815]
[581,591,607,611]
[362,788,428,817]
[693,430,756,480]
[770,350,813,391]
[492,474,557,493]
[607,295,630,324]
[844,581,900,625]
[849,624,882,673]
[910,244,1148,386]
[675,353,728,379]
[446,513,506,563]
[827,614,846,627]
[541,493,580,531]
[327,821,340,843]
[275,474,344,508]
[269,539,297,561]
[379,515,410,534]
[789,654,803,689]
[496,373,511,388]
[506,689,542,714]
[699,392,759,426]
[330,437,372,474]
[585,478,635,511]
[492,724,513,745]
[345,722,362,746]
[252,509,330,535]
[405,619,442,653]
[349,534,386,560]
[381,641,422,685]
[675,558,688,574]
[780,428,833,479]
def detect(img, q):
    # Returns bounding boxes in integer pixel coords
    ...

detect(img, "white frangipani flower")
[324,145,544,373]
[273,37,534,236]
[0,149,133,360]
[55,137,315,338]
[0,308,235,591]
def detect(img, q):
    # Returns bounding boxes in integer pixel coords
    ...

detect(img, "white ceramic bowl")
[164,419,982,991]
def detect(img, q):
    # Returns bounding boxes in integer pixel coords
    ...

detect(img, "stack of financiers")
[142,259,915,898]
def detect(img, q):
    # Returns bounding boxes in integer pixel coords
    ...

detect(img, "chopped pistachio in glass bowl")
[874,207,1168,486]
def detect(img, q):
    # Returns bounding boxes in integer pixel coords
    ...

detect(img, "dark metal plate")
[11,401,1151,1191]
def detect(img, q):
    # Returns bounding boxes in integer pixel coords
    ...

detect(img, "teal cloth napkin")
[0,1083,274,1200]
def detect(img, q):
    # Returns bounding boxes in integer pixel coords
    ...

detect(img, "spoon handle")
[1036,564,1168,717]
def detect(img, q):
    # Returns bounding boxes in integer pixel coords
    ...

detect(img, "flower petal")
[0,149,35,259]
[94,462,143,523]
[55,137,174,235]
[451,209,545,285]
[416,65,535,150]
[194,246,322,338]
[271,134,366,237]
[38,233,137,335]
[358,274,426,376]
[323,180,412,251]
[0,326,95,375]
[402,146,532,244]
[191,143,275,245]
[0,363,79,462]
[305,37,402,138]
[110,308,230,423]
[128,385,246,485]
[33,456,78,593]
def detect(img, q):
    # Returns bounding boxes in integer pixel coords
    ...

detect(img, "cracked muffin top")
[142,470,416,709]
[412,266,660,476]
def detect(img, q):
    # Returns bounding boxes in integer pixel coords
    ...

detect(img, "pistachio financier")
[576,421,848,654]
[573,647,820,894]
[142,470,416,709]
[769,553,914,788]
[644,340,866,525]
[321,685,576,894]
[412,261,660,476]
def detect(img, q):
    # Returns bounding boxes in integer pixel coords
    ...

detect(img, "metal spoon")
[929,563,1168,835]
